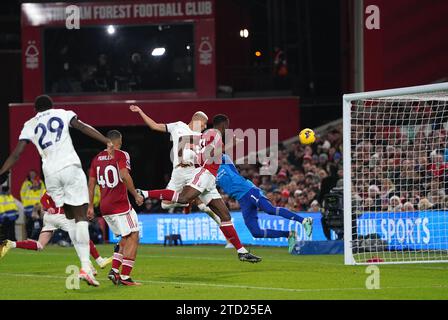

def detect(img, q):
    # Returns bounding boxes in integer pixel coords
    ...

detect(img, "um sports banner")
[357,211,448,250]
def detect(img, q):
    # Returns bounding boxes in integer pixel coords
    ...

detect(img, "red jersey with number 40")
[89,149,131,215]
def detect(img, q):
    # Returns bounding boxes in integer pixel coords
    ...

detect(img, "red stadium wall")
[8,97,300,197]
[363,0,448,91]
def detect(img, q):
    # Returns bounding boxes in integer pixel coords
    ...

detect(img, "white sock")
[161,202,188,209]
[225,241,234,248]
[67,219,81,257]
[172,191,179,203]
[198,203,221,224]
[10,241,16,248]
[237,247,249,254]
[95,257,104,265]
[75,221,91,272]
[67,219,77,243]
[36,242,44,251]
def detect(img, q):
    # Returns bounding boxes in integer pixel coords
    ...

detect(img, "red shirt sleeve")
[89,157,97,178]
[117,151,131,171]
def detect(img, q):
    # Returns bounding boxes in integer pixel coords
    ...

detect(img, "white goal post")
[343,82,448,265]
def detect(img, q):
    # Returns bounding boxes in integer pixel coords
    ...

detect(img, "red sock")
[15,240,39,251]
[112,252,123,272]
[219,222,243,250]
[89,240,100,260]
[148,189,177,202]
[121,258,135,277]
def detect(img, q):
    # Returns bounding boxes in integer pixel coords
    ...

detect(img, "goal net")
[343,83,448,265]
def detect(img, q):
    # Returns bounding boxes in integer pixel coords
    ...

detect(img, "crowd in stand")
[222,125,344,213]
[352,123,448,213]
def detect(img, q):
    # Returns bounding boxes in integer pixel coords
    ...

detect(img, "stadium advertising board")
[357,211,448,250]
[109,212,328,246]
[112,211,448,250]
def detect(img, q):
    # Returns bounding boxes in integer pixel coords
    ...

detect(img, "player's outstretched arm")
[70,118,111,146]
[129,105,166,132]
[0,140,28,182]
[70,118,114,155]
[119,168,144,206]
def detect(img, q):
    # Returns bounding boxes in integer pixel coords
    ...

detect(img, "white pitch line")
[6,250,325,263]
[0,272,447,294]
[7,251,448,270]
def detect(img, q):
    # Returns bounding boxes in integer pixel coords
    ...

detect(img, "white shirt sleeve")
[165,122,180,133]
[18,123,33,141]
[65,110,78,127]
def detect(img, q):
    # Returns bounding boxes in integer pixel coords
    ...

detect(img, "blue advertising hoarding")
[109,211,332,246]
[357,211,448,250]
[109,210,448,251]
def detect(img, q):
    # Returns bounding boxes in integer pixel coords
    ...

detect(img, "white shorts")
[166,166,196,191]
[45,165,89,207]
[41,213,70,233]
[104,209,139,237]
[188,167,221,205]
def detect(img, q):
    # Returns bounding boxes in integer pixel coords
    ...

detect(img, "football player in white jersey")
[0,95,113,287]
[129,105,221,223]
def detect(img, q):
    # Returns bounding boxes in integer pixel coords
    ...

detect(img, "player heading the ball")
[137,114,262,263]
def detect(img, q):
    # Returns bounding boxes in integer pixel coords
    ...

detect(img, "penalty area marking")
[0,272,447,293]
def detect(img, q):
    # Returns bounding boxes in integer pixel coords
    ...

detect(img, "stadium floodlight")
[106,25,115,35]
[343,82,448,265]
[239,29,249,38]
[151,47,166,56]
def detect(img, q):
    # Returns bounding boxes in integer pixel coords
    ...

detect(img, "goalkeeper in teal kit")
[217,154,313,252]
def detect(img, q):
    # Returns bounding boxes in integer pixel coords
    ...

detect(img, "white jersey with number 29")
[19,108,82,176]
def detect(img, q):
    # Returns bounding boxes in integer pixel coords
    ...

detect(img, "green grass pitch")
[0,244,447,300]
